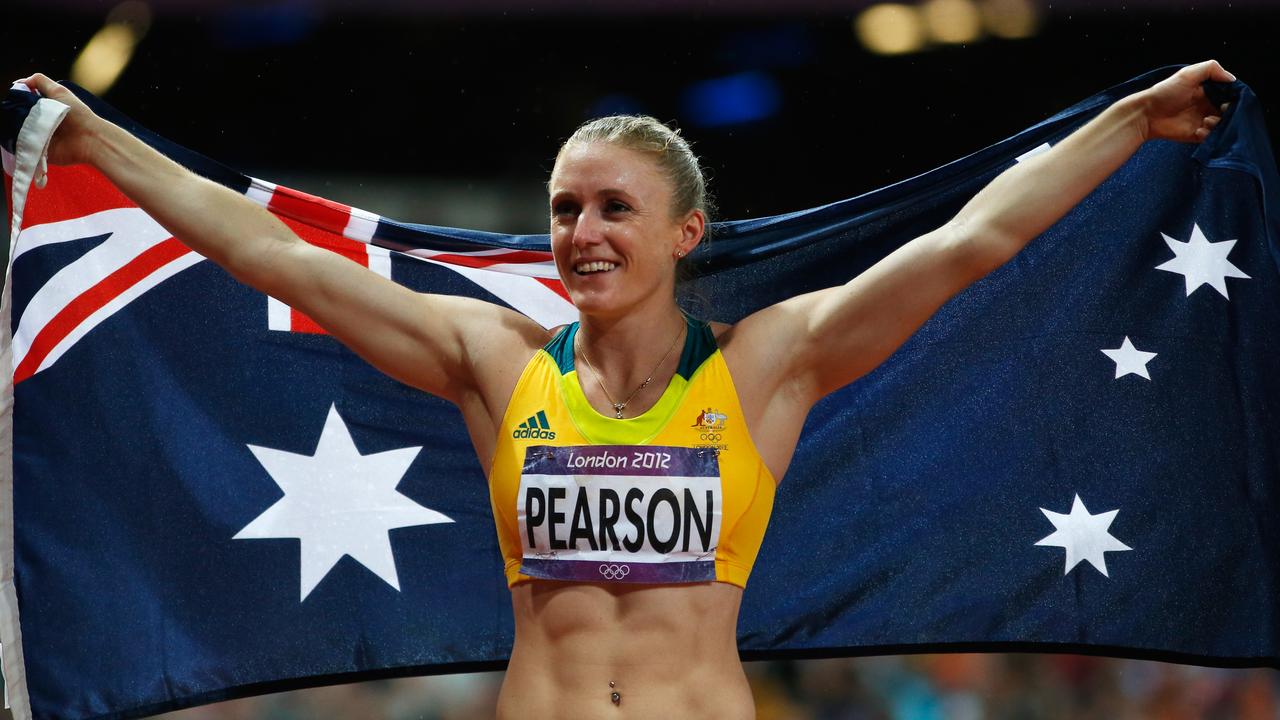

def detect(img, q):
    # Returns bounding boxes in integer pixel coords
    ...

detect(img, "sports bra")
[487,316,776,588]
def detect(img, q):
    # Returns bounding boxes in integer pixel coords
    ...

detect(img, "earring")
[676,249,686,258]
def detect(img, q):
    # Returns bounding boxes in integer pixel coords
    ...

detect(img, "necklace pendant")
[613,403,625,419]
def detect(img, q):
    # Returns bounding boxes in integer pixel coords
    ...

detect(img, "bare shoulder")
[449,300,559,467]
[707,308,796,390]
[706,314,805,415]
[708,319,754,378]
[457,298,555,397]
[703,314,814,482]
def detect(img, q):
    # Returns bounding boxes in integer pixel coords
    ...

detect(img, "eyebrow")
[549,187,636,201]
[596,188,632,198]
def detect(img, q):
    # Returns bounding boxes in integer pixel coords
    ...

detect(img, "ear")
[675,209,706,257]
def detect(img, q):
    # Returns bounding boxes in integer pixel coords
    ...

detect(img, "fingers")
[1209,59,1237,82]
[1199,59,1237,83]
[14,73,63,98]
[15,73,41,88]
[1195,115,1219,140]
[1192,111,1224,142]
[1176,59,1237,84]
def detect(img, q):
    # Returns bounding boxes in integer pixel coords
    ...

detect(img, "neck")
[576,303,688,393]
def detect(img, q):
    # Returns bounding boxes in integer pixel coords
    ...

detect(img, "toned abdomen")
[498,580,755,719]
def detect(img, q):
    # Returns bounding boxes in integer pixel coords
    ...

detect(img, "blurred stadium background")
[3,0,1278,718]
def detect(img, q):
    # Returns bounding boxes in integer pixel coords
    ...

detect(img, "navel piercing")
[610,680,621,705]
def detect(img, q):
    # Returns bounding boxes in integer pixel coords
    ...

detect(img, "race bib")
[517,445,723,583]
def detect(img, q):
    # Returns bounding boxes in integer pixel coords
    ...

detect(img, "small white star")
[1154,223,1250,299]
[1035,494,1132,577]
[235,405,453,601]
[1100,336,1157,380]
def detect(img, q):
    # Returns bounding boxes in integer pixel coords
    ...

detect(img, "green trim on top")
[546,315,720,445]
[542,315,716,379]
[675,316,716,380]
[544,324,577,375]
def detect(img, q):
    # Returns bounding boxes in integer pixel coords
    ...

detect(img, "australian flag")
[1,65,1277,720]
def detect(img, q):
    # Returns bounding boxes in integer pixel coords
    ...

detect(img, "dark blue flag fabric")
[1,65,1277,720]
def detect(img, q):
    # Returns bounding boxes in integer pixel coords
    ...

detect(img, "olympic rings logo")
[699,432,723,442]
[598,563,631,580]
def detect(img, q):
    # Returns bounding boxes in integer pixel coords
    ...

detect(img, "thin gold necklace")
[575,321,685,419]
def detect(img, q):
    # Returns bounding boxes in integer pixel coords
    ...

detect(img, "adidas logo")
[512,410,557,440]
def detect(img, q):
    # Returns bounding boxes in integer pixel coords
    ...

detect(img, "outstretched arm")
[16,73,545,406]
[728,60,1236,405]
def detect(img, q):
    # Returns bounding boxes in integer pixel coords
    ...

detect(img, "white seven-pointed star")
[235,405,453,601]
[1035,494,1132,577]
[1100,336,1157,380]
[1154,223,1250,299]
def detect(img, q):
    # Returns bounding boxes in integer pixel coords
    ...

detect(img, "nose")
[571,206,604,249]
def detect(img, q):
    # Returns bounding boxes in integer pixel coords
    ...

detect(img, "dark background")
[4,1,1276,234]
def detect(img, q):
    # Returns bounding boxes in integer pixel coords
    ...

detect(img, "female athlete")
[18,59,1234,718]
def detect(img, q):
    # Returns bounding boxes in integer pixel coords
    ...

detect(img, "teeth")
[576,261,618,274]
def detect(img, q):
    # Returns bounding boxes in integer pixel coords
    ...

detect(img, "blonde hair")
[556,115,715,224]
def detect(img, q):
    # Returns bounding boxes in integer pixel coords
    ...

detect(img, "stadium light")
[921,0,983,44]
[70,1,152,95]
[854,4,927,56]
[980,0,1041,39]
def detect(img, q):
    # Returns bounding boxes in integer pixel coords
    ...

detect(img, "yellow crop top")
[487,316,776,588]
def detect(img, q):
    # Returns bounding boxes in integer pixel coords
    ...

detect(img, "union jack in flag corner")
[1,66,1277,720]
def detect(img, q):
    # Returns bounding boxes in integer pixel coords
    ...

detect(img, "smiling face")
[549,141,703,319]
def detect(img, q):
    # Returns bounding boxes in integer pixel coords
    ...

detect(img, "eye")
[552,201,579,218]
[605,200,631,213]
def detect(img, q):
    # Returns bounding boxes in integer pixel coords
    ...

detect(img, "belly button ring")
[610,680,620,706]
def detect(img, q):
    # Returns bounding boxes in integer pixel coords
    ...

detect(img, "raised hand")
[14,73,107,166]
[1137,60,1237,143]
